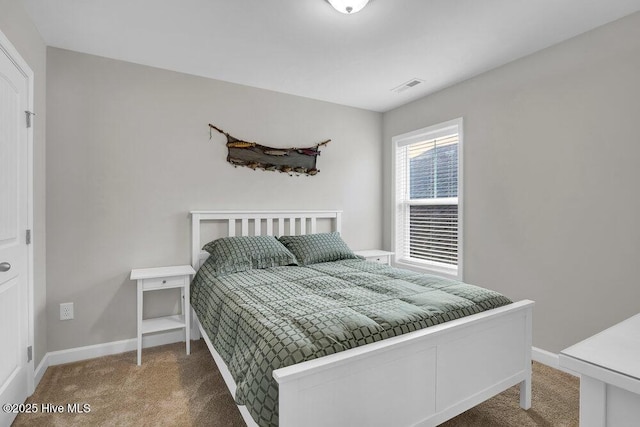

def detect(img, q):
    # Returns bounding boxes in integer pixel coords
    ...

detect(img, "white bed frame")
[189,210,534,427]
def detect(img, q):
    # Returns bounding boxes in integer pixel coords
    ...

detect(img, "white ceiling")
[23,0,640,112]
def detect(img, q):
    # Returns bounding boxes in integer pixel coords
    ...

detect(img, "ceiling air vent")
[391,78,424,94]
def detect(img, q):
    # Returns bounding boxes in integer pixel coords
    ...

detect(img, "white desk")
[559,314,640,427]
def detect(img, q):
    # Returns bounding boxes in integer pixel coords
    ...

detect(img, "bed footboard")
[274,300,533,427]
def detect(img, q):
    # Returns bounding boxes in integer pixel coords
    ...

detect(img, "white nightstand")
[354,250,394,265]
[130,265,196,365]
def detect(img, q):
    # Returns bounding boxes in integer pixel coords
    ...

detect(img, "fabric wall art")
[209,124,330,176]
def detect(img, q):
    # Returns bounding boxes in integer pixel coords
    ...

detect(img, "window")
[393,118,462,279]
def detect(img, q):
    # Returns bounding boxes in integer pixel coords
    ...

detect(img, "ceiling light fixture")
[326,0,370,14]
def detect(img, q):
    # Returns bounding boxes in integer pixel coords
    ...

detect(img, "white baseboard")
[532,346,559,367]
[34,330,186,387]
[34,353,49,388]
[532,346,578,376]
[35,339,573,392]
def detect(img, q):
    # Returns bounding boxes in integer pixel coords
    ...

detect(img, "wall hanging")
[209,124,330,176]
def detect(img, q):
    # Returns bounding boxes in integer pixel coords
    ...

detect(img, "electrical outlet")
[60,302,74,320]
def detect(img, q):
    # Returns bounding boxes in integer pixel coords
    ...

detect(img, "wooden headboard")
[190,210,342,269]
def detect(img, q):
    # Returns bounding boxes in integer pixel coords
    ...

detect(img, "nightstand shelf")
[141,314,186,334]
[130,265,196,365]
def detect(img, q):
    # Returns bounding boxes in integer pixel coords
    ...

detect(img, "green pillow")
[202,236,298,276]
[278,232,359,266]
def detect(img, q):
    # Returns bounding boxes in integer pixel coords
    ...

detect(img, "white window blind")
[394,121,461,276]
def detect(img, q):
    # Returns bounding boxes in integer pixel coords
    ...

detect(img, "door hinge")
[26,229,32,245]
[25,110,35,128]
[27,346,33,363]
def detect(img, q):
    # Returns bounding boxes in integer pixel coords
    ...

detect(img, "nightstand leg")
[184,284,190,355]
[137,281,142,365]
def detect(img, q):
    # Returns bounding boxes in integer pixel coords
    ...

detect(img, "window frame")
[391,117,464,280]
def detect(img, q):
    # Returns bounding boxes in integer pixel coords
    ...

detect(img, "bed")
[189,210,533,427]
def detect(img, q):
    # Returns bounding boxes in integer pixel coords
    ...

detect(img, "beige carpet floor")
[14,340,578,427]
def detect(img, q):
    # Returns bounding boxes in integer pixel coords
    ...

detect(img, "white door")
[0,37,30,427]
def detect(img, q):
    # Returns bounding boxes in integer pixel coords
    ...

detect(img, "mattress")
[190,258,512,427]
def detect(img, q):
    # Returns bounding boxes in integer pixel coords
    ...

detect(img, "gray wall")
[20,5,640,357]
[46,48,382,351]
[383,12,640,353]
[0,0,47,366]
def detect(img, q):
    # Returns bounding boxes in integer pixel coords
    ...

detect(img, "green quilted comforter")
[190,259,512,427]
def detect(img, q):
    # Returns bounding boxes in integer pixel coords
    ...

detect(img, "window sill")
[394,259,460,281]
